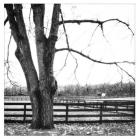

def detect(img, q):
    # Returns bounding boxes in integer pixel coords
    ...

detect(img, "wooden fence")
[4,100,135,124]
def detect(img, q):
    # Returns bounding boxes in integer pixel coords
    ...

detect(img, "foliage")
[4,122,135,136]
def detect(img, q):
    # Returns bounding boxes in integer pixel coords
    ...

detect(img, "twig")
[5,34,19,86]
[116,64,124,86]
[7,34,12,63]
[57,31,65,41]
[70,52,79,84]
[115,63,135,82]
[55,52,69,76]
[59,8,79,84]
[81,24,99,52]
[60,8,70,49]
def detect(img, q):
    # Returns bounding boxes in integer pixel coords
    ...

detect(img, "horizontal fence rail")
[4,100,135,124]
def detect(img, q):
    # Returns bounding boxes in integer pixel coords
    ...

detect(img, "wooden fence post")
[66,104,69,123]
[115,105,118,113]
[100,103,103,124]
[133,104,135,118]
[23,104,26,123]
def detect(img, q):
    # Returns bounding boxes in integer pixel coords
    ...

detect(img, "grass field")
[4,122,135,136]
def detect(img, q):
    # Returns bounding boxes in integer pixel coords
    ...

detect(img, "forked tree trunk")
[31,4,60,129]
[5,4,60,129]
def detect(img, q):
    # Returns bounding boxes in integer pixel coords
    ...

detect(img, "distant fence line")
[4,95,135,102]
[4,100,135,124]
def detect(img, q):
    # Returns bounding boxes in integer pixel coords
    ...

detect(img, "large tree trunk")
[5,4,42,128]
[15,41,42,129]
[5,4,60,129]
[31,4,60,129]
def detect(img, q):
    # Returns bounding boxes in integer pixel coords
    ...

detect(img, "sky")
[4,3,135,87]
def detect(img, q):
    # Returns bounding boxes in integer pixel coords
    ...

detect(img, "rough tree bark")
[31,4,60,129]
[5,4,59,129]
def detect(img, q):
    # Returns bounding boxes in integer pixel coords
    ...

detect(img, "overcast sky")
[4,3,135,87]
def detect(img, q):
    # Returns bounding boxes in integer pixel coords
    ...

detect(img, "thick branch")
[14,4,28,39]
[5,4,39,91]
[56,48,135,82]
[56,48,135,65]
[49,4,60,40]
[31,4,45,41]
[5,4,20,42]
[58,19,134,35]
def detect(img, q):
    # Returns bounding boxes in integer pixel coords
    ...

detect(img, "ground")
[4,122,135,136]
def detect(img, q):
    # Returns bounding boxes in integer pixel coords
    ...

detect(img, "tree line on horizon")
[4,82,135,98]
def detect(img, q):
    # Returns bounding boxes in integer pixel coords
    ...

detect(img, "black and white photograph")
[2,0,139,137]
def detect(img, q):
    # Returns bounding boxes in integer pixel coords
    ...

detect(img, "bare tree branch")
[5,4,20,42]
[49,4,60,40]
[4,16,8,26]
[60,8,70,49]
[115,63,135,82]
[57,16,135,82]
[6,34,12,63]
[59,8,79,84]
[5,4,39,91]
[55,52,69,76]
[4,34,19,87]
[81,24,100,52]
[88,24,99,44]
[57,31,64,41]
[103,19,134,35]
[70,52,79,84]
[56,48,135,65]
[116,63,124,84]
[58,18,134,35]
[57,13,135,82]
